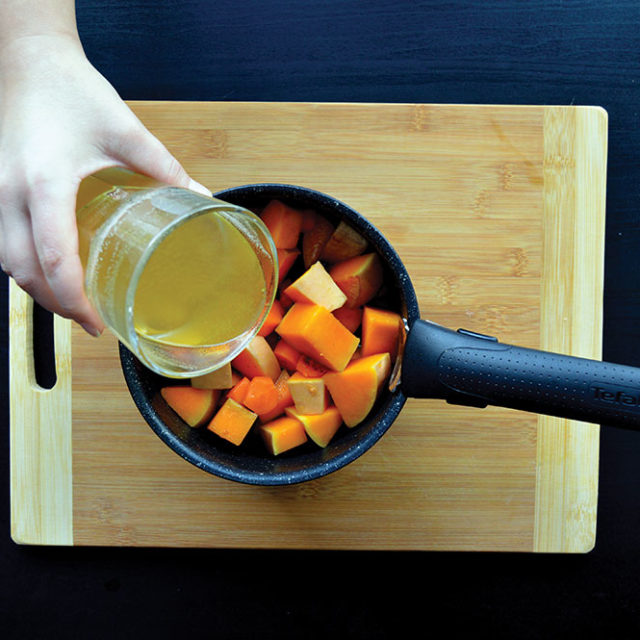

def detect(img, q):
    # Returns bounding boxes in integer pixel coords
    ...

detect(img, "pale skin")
[0,1,209,336]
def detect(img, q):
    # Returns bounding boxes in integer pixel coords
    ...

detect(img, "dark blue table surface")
[3,1,640,637]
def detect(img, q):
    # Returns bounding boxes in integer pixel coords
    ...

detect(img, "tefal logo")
[591,385,640,407]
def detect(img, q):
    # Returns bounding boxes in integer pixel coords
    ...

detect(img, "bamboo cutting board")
[10,102,607,552]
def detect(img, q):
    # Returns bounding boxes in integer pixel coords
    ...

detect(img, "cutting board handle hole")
[32,302,57,390]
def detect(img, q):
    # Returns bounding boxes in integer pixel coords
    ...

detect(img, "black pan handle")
[401,319,640,429]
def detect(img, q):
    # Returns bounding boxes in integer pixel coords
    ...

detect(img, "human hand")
[0,34,209,336]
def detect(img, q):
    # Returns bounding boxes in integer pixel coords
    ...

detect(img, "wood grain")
[534,106,607,552]
[9,281,73,545]
[9,102,606,551]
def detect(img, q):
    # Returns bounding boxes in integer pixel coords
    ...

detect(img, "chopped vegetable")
[243,376,279,415]
[275,302,359,372]
[259,416,308,455]
[161,386,219,427]
[324,352,391,427]
[361,306,402,361]
[207,398,257,446]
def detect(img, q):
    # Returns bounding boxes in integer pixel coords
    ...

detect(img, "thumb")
[110,123,211,196]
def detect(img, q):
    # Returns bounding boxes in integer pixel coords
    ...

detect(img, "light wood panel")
[9,102,607,551]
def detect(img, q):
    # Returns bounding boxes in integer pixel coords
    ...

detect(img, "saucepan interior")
[119,184,421,485]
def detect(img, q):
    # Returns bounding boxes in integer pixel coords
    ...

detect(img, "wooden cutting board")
[10,102,607,552]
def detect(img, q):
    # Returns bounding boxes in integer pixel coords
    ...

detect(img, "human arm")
[0,0,208,335]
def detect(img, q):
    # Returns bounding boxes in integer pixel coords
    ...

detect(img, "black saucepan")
[120,184,640,485]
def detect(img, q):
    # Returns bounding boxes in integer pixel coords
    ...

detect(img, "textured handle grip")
[401,320,640,429]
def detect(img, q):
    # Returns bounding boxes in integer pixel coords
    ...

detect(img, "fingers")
[27,177,104,335]
[0,200,62,315]
[108,117,211,196]
[0,178,103,336]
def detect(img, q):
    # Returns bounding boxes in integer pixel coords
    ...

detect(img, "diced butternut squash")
[302,214,334,268]
[277,248,300,283]
[287,372,329,415]
[333,306,363,333]
[231,335,281,381]
[227,375,251,404]
[361,306,403,361]
[258,299,284,337]
[259,416,308,455]
[258,369,294,422]
[260,200,303,249]
[320,220,368,263]
[329,252,384,308]
[295,354,329,378]
[243,376,279,415]
[324,352,391,427]
[274,339,301,372]
[207,398,257,446]
[191,362,234,390]
[283,261,347,312]
[276,302,359,372]
[286,406,343,448]
[161,386,218,427]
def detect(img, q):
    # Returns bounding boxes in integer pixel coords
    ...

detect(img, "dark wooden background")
[2,1,640,637]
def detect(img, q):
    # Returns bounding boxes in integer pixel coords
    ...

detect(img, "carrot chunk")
[243,376,279,415]
[258,370,294,422]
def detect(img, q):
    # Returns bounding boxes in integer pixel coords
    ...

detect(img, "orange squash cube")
[361,306,403,361]
[286,372,329,415]
[324,352,391,427]
[329,252,384,308]
[259,416,308,455]
[231,335,280,381]
[275,302,359,372]
[161,386,219,427]
[283,261,347,312]
[207,398,257,446]
[286,406,343,448]
[260,200,303,249]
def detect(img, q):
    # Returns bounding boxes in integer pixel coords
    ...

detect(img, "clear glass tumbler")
[76,168,278,378]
